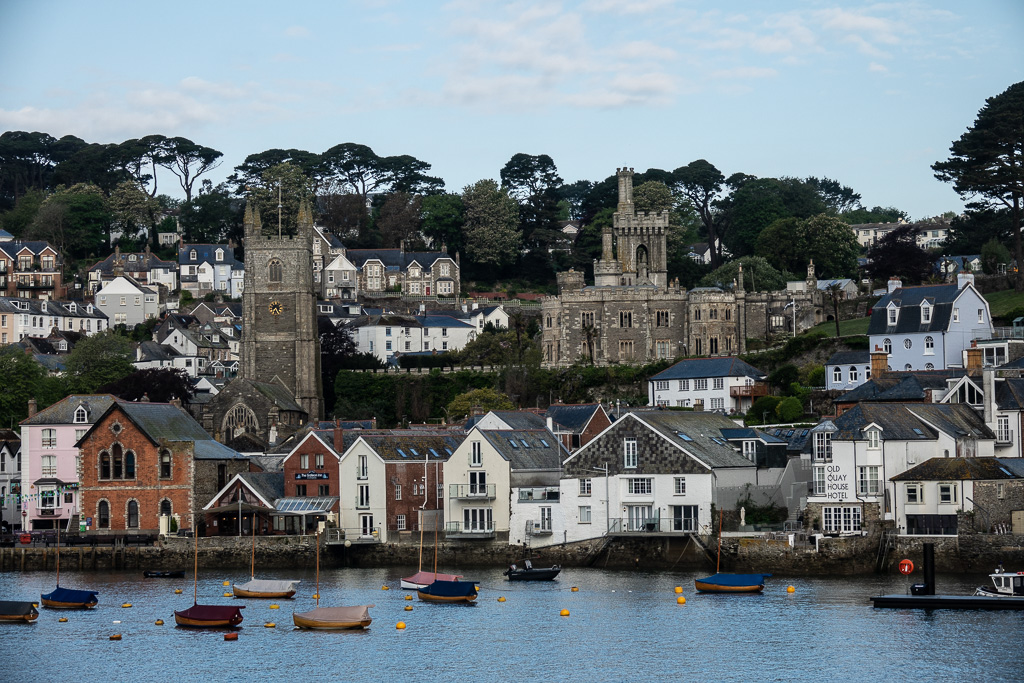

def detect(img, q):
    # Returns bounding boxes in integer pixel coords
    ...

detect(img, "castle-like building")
[541,168,826,368]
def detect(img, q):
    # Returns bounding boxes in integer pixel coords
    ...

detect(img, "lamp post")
[585,462,611,534]
[784,300,797,338]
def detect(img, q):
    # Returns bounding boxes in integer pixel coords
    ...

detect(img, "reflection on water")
[2,567,1022,682]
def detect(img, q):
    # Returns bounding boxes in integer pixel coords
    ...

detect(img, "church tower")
[240,198,324,420]
[612,167,668,287]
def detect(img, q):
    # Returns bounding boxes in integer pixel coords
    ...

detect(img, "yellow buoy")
[265,622,276,628]
[312,594,320,600]
[497,596,506,602]
[571,586,579,592]
[155,619,164,625]
[676,596,686,604]
[121,603,132,608]
[560,609,570,617]
[223,592,232,597]
[269,604,280,609]
[674,586,683,594]
[404,605,412,611]
[222,581,230,586]
[174,589,182,594]
[787,585,796,593]
[396,621,406,629]
[404,595,413,601]
[58,617,68,623]
[109,634,122,641]
[382,585,390,590]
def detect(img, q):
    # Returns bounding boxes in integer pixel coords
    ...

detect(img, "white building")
[347,313,476,364]
[825,351,872,391]
[95,276,161,327]
[178,244,244,299]
[0,430,21,530]
[0,297,108,343]
[648,356,769,413]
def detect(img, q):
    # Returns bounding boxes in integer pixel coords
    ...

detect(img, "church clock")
[268,301,283,316]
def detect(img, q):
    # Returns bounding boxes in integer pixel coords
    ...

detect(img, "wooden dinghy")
[174,604,245,628]
[0,601,40,623]
[417,579,478,604]
[293,605,374,630]
[233,579,300,599]
[41,586,99,609]
[694,573,770,593]
[401,570,462,590]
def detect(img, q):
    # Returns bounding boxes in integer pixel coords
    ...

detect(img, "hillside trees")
[461,179,521,270]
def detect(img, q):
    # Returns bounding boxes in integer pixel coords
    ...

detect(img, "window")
[883,338,892,354]
[694,308,701,321]
[100,451,110,479]
[656,310,669,327]
[315,453,325,469]
[269,259,283,283]
[471,442,482,467]
[997,483,1005,499]
[160,499,172,517]
[694,379,708,391]
[579,478,592,495]
[319,485,330,496]
[888,307,898,325]
[41,428,56,448]
[742,440,756,461]
[710,398,724,410]
[300,454,309,469]
[579,506,591,524]
[858,466,880,495]
[832,367,842,383]
[678,380,689,391]
[98,501,110,529]
[655,380,669,391]
[921,304,931,324]
[814,467,826,496]
[938,483,957,504]
[127,500,139,529]
[623,438,637,468]
[906,483,923,504]
[39,488,56,509]
[395,484,402,500]
[952,308,959,323]
[64,491,73,504]
[813,432,832,462]
[848,366,859,383]
[866,429,880,449]
[619,340,634,359]
[358,485,370,508]
[124,451,135,479]
[296,484,307,496]
[924,336,934,354]
[713,378,724,390]
[619,311,632,328]
[74,406,88,423]
[628,478,652,495]
[822,506,861,533]
[904,338,912,349]
[674,477,686,495]
[978,308,985,323]
[357,454,368,479]
[40,455,56,477]
[396,514,406,531]
[925,363,934,370]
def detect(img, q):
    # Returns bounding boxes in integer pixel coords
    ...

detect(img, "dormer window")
[73,405,88,424]
[921,302,931,324]
[215,249,224,262]
[887,304,898,326]
[866,428,881,449]
[189,249,197,261]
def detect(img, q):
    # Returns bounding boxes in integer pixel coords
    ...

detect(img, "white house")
[95,276,161,327]
[0,297,108,344]
[178,244,244,299]
[0,430,21,530]
[648,357,769,413]
[347,314,476,364]
[825,351,872,391]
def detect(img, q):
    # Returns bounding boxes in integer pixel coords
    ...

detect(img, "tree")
[179,180,241,243]
[802,214,860,278]
[500,153,562,203]
[980,238,1012,274]
[558,180,594,220]
[321,143,442,202]
[109,180,157,244]
[319,318,358,417]
[700,256,785,292]
[155,137,223,203]
[420,193,465,253]
[63,330,135,393]
[775,396,803,421]
[446,387,514,420]
[804,176,862,214]
[245,163,314,236]
[720,177,827,257]
[840,205,908,225]
[825,282,843,338]
[933,81,1024,290]
[114,135,169,197]
[672,160,727,268]
[97,368,194,403]
[375,192,422,248]
[632,181,673,213]
[27,183,110,259]
[0,347,59,427]
[864,224,934,285]
[461,179,521,268]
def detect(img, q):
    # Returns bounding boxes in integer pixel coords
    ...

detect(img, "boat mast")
[432,505,439,580]
[315,529,320,608]
[717,508,723,574]
[418,457,427,574]
[193,518,199,605]
[56,524,60,587]
[250,513,256,580]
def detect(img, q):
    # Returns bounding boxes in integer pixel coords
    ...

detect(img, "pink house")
[20,395,116,531]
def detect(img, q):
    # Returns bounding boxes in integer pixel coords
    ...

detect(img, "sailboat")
[0,601,39,623]
[694,509,771,593]
[41,526,98,609]
[233,515,300,599]
[401,486,461,590]
[174,526,245,628]
[293,530,374,629]
[415,511,477,604]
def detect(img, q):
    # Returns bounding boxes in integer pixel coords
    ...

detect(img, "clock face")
[268,301,283,316]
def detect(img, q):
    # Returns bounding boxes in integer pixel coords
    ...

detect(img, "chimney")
[169,397,182,410]
[546,416,554,433]
[887,277,902,294]
[870,346,888,379]
[957,272,975,290]
[966,346,983,373]
[983,367,995,425]
[28,398,37,418]
[334,418,343,455]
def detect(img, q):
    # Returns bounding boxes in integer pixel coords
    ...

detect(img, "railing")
[608,517,700,533]
[445,522,495,537]
[448,483,496,500]
[517,488,560,502]
[41,466,57,476]
[996,429,1014,444]
[324,527,382,544]
[526,520,553,536]
[730,384,770,398]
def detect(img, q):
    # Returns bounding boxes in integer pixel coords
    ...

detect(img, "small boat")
[0,601,39,623]
[293,530,373,630]
[144,570,186,579]
[975,567,1024,598]
[401,570,463,590]
[417,579,478,603]
[694,573,770,593]
[174,522,245,628]
[41,527,98,609]
[233,518,299,598]
[504,559,561,581]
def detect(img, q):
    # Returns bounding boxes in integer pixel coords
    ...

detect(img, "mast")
[250,514,256,580]
[56,525,60,586]
[193,520,199,605]
[717,508,723,574]
[315,529,320,608]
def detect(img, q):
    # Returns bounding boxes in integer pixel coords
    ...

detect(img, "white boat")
[975,567,1024,597]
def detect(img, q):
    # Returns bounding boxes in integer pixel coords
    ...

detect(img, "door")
[360,514,374,537]
[469,471,486,497]
[672,505,698,532]
[627,505,652,531]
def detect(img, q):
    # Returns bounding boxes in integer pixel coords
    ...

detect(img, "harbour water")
[2,567,1021,682]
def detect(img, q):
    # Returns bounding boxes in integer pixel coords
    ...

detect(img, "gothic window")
[268,259,283,283]
[223,403,259,439]
[725,308,731,321]
[709,308,718,320]
[883,338,892,354]
[619,340,634,359]
[100,451,110,480]
[694,308,702,321]
[694,338,703,355]
[160,499,172,517]
[619,311,632,328]
[709,337,718,354]
[656,310,669,327]
[160,450,172,479]
[98,500,110,529]
[127,500,139,528]
[112,443,123,479]
[581,311,595,327]
[124,450,136,479]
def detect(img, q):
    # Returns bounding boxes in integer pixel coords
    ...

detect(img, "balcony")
[323,527,382,545]
[730,383,770,398]
[526,520,553,536]
[608,517,700,534]
[445,522,495,539]
[16,281,56,291]
[517,487,560,502]
[996,429,1014,444]
[449,483,496,500]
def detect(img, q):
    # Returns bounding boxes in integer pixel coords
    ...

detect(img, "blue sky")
[1,0,1022,219]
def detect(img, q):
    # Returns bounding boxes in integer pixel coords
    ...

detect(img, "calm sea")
[1,566,1021,682]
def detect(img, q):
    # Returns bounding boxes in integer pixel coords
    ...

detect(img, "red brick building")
[78,401,246,534]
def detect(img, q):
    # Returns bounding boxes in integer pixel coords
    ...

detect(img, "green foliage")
[768,364,799,391]
[775,396,803,421]
[839,206,908,225]
[735,489,790,525]
[632,181,673,213]
[805,365,826,388]
[447,387,515,420]
[700,256,785,292]
[27,183,110,259]
[980,239,1011,274]
[462,179,522,268]
[748,396,782,424]
[0,348,61,427]
[420,193,465,253]
[63,329,135,393]
[0,189,45,236]
[865,224,934,285]
[179,290,194,307]
[397,353,458,370]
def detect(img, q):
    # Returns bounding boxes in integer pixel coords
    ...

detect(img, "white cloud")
[284,26,311,38]
[582,0,677,15]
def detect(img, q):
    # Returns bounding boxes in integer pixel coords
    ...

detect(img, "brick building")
[77,401,247,534]
[544,403,611,452]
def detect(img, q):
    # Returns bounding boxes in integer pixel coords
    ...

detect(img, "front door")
[627,505,652,531]
[360,514,374,537]
[469,471,486,496]
[672,505,698,532]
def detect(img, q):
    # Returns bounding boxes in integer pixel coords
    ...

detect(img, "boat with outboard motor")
[504,559,561,581]
[974,566,1024,598]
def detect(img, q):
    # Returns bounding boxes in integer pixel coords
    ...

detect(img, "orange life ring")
[898,559,914,575]
[19,534,31,544]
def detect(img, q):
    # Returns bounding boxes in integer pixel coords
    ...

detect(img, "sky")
[1,0,1022,220]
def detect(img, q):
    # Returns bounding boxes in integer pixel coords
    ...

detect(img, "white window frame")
[623,438,637,469]
[905,482,923,504]
[627,478,652,495]
[858,466,880,496]
[938,482,957,504]
[471,441,482,467]
[579,478,592,496]
[674,477,686,495]
[866,429,880,450]
[579,506,591,524]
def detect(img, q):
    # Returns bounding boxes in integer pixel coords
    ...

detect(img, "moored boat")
[174,604,245,628]
[417,579,478,603]
[0,601,39,623]
[974,567,1024,598]
[233,579,300,599]
[401,571,463,590]
[694,573,770,593]
[293,605,374,630]
[144,570,186,579]
[504,559,561,581]
[41,586,100,609]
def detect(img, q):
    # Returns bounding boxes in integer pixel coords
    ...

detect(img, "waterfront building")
[0,430,22,531]
[278,428,343,534]
[647,357,769,413]
[203,471,284,536]
[20,395,116,531]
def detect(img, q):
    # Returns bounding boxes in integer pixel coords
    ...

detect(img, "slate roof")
[88,251,176,274]
[825,351,870,366]
[418,315,472,329]
[466,410,547,431]
[650,357,766,381]
[867,283,963,335]
[629,411,756,469]
[832,403,994,442]
[767,425,815,454]
[137,341,181,362]
[345,249,454,270]
[250,381,304,414]
[891,457,1024,481]
[545,404,603,433]
[837,371,964,403]
[353,432,464,461]
[238,471,285,503]
[995,378,1024,411]
[21,394,117,426]
[479,429,564,470]
[0,241,59,260]
[178,244,243,268]
[315,420,376,430]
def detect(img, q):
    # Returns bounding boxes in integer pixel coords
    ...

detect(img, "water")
[2,567,1021,682]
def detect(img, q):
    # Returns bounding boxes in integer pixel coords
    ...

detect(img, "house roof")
[891,457,1024,481]
[88,250,176,274]
[466,410,547,431]
[352,432,464,461]
[837,371,964,403]
[137,341,181,362]
[178,244,243,268]
[832,403,994,441]
[767,425,816,453]
[0,241,59,260]
[867,283,964,335]
[825,351,870,366]
[650,357,766,382]
[629,411,757,469]
[239,471,285,503]
[21,394,117,426]
[995,378,1024,411]
[545,404,604,433]
[345,249,453,270]
[479,429,564,470]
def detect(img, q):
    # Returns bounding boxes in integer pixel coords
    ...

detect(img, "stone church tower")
[240,199,324,420]
[613,167,668,287]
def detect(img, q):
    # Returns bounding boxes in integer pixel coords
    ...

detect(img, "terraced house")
[345,245,460,298]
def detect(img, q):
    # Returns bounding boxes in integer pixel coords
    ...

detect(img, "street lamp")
[784,300,797,338]
[584,462,611,534]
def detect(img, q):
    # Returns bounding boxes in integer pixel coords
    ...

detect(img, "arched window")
[268,259,283,283]
[127,500,139,528]
[849,366,858,382]
[160,450,172,479]
[124,450,135,479]
[904,364,912,371]
[159,499,172,517]
[925,336,934,352]
[100,452,110,480]
[883,338,892,354]
[98,501,110,529]
[832,367,842,383]
[223,404,259,440]
[925,363,934,370]
[112,443,123,479]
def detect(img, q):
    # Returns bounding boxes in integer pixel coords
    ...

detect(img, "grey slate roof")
[630,411,756,469]
[891,457,1024,481]
[238,471,285,502]
[178,244,243,269]
[21,394,117,426]
[251,381,304,413]
[650,357,766,382]
[467,410,547,431]
[995,378,1024,411]
[825,351,870,366]
[137,341,181,362]
[545,404,603,433]
[345,249,453,270]
[479,429,564,470]
[838,371,964,403]
[354,432,464,461]
[108,402,246,459]
[867,283,962,335]
[88,251,176,274]
[833,403,993,442]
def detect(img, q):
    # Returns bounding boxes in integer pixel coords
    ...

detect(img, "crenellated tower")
[612,167,668,287]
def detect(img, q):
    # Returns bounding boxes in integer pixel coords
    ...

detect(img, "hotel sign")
[295,471,330,480]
